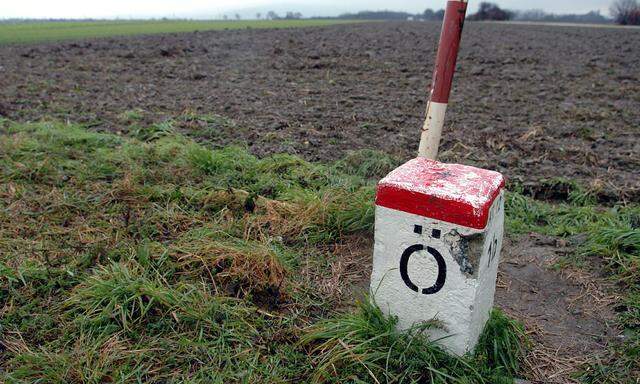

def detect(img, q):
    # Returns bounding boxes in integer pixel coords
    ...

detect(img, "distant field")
[0,19,359,45]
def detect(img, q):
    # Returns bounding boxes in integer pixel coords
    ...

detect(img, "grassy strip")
[303,302,525,384]
[2,119,636,381]
[0,120,527,382]
[0,19,362,45]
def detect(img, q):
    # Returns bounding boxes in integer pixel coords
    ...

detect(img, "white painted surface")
[370,191,504,356]
[418,101,447,160]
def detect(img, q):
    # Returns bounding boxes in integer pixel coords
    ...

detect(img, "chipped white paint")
[371,191,504,356]
[418,101,447,160]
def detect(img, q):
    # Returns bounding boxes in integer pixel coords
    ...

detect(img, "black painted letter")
[399,244,446,295]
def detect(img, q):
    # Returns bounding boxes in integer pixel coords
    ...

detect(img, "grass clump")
[518,177,597,205]
[67,260,256,336]
[176,112,239,141]
[67,261,182,330]
[475,309,527,377]
[4,332,157,383]
[133,120,175,142]
[302,300,526,383]
[334,148,401,179]
[171,232,290,299]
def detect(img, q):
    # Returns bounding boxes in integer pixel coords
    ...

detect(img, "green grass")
[0,120,527,382]
[0,19,361,45]
[505,191,640,281]
[475,309,528,378]
[302,302,525,384]
[1,118,637,382]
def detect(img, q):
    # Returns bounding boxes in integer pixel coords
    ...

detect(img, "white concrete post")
[370,157,505,355]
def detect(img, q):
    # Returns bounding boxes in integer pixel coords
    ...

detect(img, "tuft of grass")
[118,108,146,122]
[171,232,289,299]
[301,299,483,383]
[302,300,528,383]
[133,120,175,142]
[66,261,182,330]
[3,331,156,383]
[177,112,239,141]
[334,149,402,179]
[475,309,528,377]
[504,191,550,234]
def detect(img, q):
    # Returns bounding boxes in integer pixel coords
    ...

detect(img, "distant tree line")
[468,2,610,24]
[259,11,303,20]
[610,0,640,24]
[331,4,611,24]
[468,2,513,21]
[10,2,639,26]
[334,10,414,20]
[421,9,446,21]
[514,9,609,23]
[327,9,444,21]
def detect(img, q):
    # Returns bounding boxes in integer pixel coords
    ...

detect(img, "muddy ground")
[0,22,638,202]
[0,22,636,381]
[496,235,618,382]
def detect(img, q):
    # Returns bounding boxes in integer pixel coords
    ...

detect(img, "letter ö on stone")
[370,157,505,356]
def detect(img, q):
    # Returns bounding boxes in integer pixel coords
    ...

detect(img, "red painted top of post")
[375,157,505,229]
[430,0,467,104]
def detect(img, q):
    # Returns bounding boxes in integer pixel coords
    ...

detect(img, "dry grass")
[300,236,373,309]
[172,237,288,298]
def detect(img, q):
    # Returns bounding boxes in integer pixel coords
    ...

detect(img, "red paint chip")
[376,157,505,229]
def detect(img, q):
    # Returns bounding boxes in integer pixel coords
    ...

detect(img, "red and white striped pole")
[418,0,468,159]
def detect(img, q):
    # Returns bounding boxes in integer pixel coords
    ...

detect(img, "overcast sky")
[2,0,613,19]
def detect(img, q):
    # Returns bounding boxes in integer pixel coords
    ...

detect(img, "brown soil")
[497,234,618,382]
[0,22,638,202]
